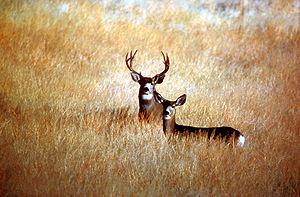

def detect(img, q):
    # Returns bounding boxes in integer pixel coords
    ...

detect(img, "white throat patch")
[142,94,153,100]
[238,135,245,147]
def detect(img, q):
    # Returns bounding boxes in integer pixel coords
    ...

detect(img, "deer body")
[155,93,245,147]
[126,50,170,122]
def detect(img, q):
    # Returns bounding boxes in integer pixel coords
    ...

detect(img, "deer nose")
[143,87,150,92]
[165,111,170,116]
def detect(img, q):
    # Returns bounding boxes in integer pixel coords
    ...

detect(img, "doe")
[154,92,245,147]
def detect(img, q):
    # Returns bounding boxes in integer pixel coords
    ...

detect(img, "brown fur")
[155,93,245,146]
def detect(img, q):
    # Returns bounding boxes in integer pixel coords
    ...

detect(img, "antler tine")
[159,51,170,76]
[125,50,139,73]
[133,49,138,57]
[161,51,166,62]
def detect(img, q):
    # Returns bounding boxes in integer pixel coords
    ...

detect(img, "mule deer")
[154,93,245,147]
[126,50,170,122]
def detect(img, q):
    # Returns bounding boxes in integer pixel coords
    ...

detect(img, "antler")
[159,51,170,76]
[125,50,139,74]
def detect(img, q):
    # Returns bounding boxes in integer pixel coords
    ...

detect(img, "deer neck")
[138,91,156,111]
[163,115,176,134]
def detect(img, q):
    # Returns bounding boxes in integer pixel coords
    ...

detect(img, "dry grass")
[0,1,299,196]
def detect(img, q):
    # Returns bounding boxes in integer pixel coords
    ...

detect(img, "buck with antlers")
[126,50,170,122]
[154,93,246,147]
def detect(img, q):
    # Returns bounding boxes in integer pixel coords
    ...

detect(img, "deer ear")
[130,72,141,82]
[175,94,186,106]
[154,92,165,104]
[153,74,165,84]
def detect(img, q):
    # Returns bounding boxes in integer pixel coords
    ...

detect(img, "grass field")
[0,1,299,196]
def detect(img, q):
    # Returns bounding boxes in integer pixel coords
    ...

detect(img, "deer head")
[125,50,169,99]
[154,93,186,120]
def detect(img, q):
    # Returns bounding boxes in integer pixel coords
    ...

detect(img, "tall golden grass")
[0,1,299,196]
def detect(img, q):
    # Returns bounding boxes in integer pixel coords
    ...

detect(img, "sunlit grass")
[0,1,299,196]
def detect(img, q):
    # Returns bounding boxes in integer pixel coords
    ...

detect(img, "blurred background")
[0,0,299,196]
